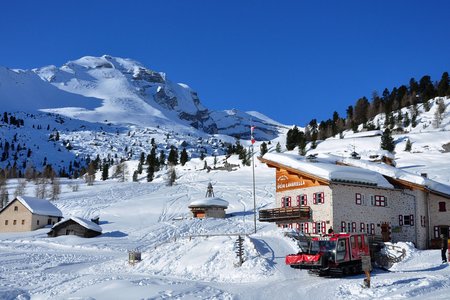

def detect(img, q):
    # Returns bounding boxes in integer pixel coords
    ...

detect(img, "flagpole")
[252,142,256,234]
[251,125,257,234]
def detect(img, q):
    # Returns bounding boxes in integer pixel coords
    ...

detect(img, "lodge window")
[399,215,414,226]
[297,194,307,206]
[21,220,25,225]
[420,216,426,227]
[321,221,326,234]
[37,220,40,226]
[4,220,8,225]
[439,202,446,212]
[355,193,362,205]
[374,195,387,207]
[303,222,309,233]
[14,206,18,211]
[282,196,292,207]
[13,220,17,225]
[313,222,326,234]
[313,192,325,204]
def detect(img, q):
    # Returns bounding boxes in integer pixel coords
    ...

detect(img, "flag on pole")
[251,126,256,144]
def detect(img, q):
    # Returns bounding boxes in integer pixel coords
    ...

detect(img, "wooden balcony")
[259,206,311,223]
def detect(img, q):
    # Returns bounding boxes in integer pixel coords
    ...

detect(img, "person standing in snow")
[441,234,448,263]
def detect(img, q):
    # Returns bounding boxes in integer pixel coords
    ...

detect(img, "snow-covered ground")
[0,154,449,300]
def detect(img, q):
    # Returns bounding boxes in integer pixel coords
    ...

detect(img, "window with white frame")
[341,221,346,232]
[374,195,387,207]
[434,226,440,238]
[355,193,362,205]
[313,192,325,204]
[360,222,365,232]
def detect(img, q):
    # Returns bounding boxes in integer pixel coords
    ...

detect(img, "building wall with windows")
[0,199,61,233]
[429,193,450,248]
[330,184,423,247]
[276,184,333,234]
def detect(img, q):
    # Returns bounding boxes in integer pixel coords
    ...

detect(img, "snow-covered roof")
[15,196,63,217]
[340,157,450,197]
[262,152,394,189]
[52,217,102,233]
[188,197,229,208]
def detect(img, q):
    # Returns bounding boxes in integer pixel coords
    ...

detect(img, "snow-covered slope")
[0,155,449,299]
[307,97,450,186]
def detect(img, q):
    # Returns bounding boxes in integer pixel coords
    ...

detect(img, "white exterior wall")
[276,184,333,233]
[428,193,450,246]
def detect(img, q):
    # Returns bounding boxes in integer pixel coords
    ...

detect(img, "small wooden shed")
[188,197,229,219]
[48,217,102,238]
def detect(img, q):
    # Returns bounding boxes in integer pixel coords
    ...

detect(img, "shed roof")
[52,217,102,233]
[188,197,229,208]
[14,196,63,217]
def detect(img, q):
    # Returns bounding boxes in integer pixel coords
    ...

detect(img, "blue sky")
[1,0,450,126]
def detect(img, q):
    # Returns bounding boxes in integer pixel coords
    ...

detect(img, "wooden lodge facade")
[259,153,450,250]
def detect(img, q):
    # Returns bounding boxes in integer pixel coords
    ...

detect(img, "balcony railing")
[259,206,311,223]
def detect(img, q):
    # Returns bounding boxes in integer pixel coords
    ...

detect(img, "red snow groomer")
[285,233,370,276]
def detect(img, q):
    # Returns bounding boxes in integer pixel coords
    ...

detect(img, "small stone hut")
[188,197,229,218]
[48,217,102,238]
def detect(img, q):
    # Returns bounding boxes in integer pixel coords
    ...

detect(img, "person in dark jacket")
[441,234,448,263]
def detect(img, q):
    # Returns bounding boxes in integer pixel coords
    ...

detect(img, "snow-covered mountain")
[0,55,287,139]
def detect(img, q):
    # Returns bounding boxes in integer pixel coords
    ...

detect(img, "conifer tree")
[167,146,178,166]
[286,126,300,151]
[102,164,109,181]
[437,72,450,97]
[380,128,395,152]
[180,148,189,166]
[260,142,268,156]
[146,165,154,182]
[159,150,166,167]
[275,142,281,153]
